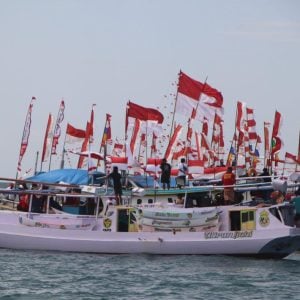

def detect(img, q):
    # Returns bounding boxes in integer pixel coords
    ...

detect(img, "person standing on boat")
[108,166,122,205]
[177,158,188,188]
[222,166,236,205]
[160,158,171,190]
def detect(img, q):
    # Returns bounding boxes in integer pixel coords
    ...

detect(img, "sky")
[0,0,299,178]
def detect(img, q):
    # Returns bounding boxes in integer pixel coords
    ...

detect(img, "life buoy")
[247,168,257,177]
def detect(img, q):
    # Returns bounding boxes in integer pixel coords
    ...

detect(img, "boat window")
[137,199,142,205]
[148,199,153,204]
[249,211,254,221]
[230,211,241,231]
[279,205,295,227]
[240,210,256,230]
[168,198,173,203]
[242,212,248,223]
[269,207,282,222]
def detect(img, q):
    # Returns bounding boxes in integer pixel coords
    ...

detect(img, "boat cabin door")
[230,209,256,231]
[117,208,138,232]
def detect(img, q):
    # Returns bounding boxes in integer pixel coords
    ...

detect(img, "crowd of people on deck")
[1,155,297,212]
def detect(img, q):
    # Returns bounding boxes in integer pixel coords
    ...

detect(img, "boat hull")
[0,222,299,258]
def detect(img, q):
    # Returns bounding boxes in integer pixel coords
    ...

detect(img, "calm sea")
[0,250,299,300]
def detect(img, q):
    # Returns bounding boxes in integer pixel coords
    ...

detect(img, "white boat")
[0,190,299,258]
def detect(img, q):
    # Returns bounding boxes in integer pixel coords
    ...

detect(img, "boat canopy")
[27,169,105,185]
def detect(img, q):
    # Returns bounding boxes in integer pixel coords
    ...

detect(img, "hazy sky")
[0,0,299,178]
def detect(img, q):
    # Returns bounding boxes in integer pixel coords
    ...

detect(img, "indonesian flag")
[285,152,299,164]
[65,123,86,144]
[17,96,36,176]
[126,101,164,133]
[51,100,65,155]
[188,159,204,175]
[145,158,163,174]
[107,156,128,171]
[41,113,54,163]
[176,71,223,121]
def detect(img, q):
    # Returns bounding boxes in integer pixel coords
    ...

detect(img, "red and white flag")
[164,124,183,161]
[176,71,223,121]
[77,105,96,169]
[112,142,125,157]
[246,107,257,141]
[285,152,299,164]
[107,156,128,171]
[188,159,204,175]
[69,150,103,161]
[51,100,65,155]
[17,97,36,177]
[41,113,54,163]
[126,101,164,133]
[145,158,163,174]
[235,101,246,133]
[130,119,141,156]
[65,123,86,144]
[77,121,93,169]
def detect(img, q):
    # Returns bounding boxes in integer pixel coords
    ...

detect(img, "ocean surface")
[0,250,299,300]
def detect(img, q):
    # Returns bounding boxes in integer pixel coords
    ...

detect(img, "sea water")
[0,250,299,299]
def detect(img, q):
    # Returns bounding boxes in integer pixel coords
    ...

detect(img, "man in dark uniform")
[108,166,123,205]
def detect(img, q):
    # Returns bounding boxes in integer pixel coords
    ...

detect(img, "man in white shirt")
[177,158,188,188]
